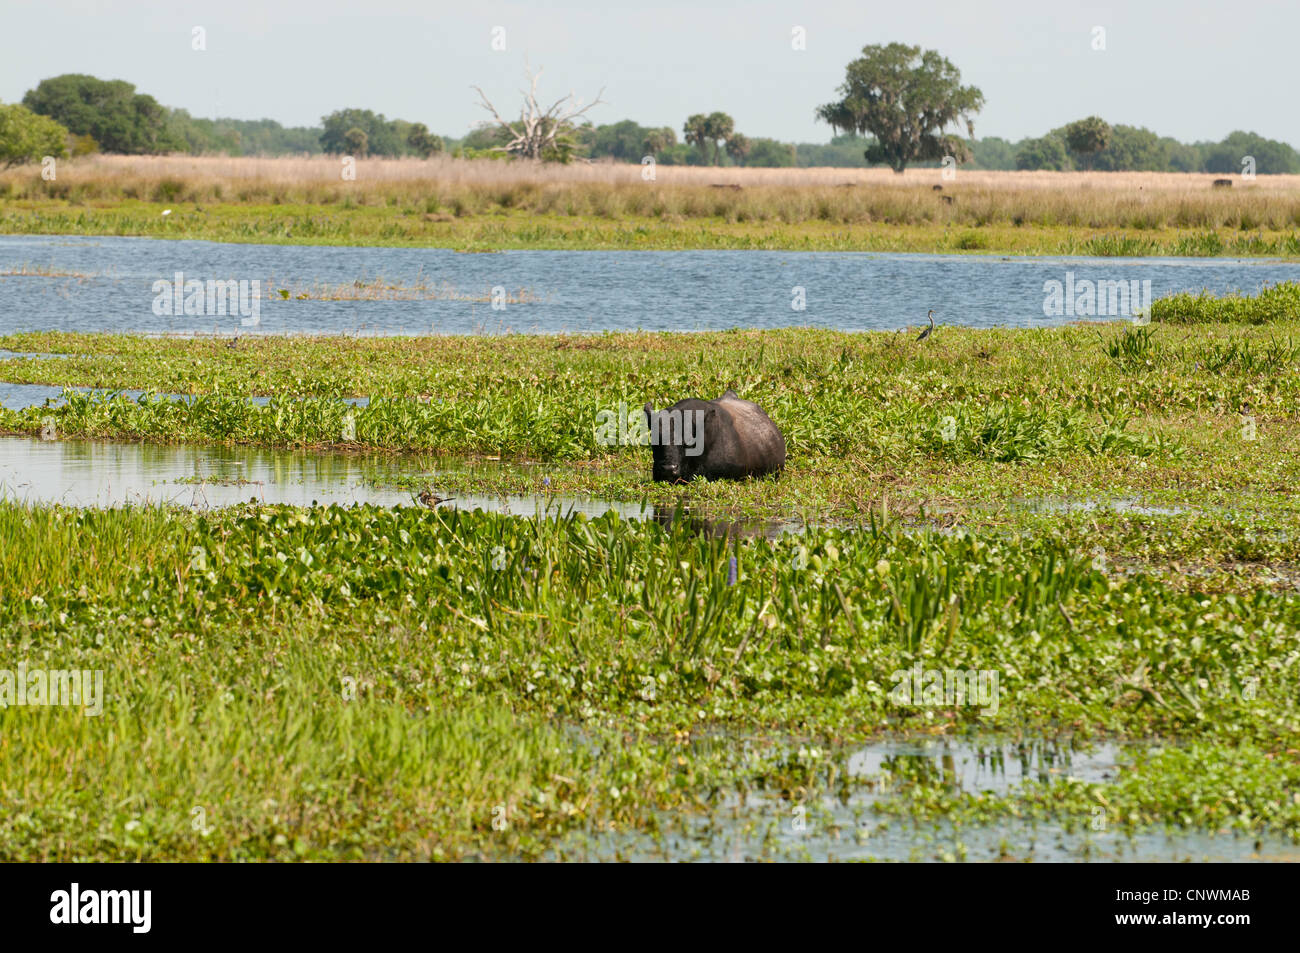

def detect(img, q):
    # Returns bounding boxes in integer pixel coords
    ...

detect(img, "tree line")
[976,122,1299,174]
[4,69,1298,175]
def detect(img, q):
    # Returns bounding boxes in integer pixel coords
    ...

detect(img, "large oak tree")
[816,43,983,172]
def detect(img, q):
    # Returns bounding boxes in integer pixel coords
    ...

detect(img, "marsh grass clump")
[1194,335,1298,373]
[1099,324,1162,371]
[922,402,1167,462]
[151,177,186,203]
[8,388,596,459]
[952,231,989,250]
[1080,234,1160,256]
[1152,281,1300,324]
[1171,232,1227,256]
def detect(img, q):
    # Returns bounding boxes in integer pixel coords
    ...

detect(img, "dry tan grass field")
[16,153,1300,191]
[5,154,1299,235]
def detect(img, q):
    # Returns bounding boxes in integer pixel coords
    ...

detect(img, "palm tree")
[705,112,734,164]
[642,127,676,157]
[684,113,736,165]
[683,115,710,161]
[725,132,751,165]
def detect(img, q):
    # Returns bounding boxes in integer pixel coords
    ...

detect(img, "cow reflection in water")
[651,506,798,541]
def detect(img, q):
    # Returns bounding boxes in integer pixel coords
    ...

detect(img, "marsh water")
[0,380,371,411]
[554,735,1300,862]
[4,235,1300,335]
[0,435,815,540]
[0,435,639,515]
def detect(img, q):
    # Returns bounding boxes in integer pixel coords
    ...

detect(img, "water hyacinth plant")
[2,500,1299,860]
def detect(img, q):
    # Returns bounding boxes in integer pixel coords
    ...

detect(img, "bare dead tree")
[471,64,605,161]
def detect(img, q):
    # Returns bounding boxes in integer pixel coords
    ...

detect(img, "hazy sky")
[3,0,1295,145]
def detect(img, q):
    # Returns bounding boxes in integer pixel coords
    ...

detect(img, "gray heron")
[916,310,936,341]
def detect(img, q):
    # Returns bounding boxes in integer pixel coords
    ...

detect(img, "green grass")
[3,501,1299,860]
[1151,280,1300,324]
[3,199,1300,256]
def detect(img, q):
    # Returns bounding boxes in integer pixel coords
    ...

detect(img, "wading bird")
[417,489,453,508]
[916,310,936,341]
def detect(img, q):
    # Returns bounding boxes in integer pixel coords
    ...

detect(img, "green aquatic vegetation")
[0,388,1178,468]
[1193,335,1298,373]
[3,200,1300,257]
[1098,324,1162,372]
[869,740,1300,839]
[6,502,1298,745]
[2,500,1299,860]
[1080,234,1161,257]
[922,402,1171,462]
[1152,280,1300,324]
[1169,232,1228,257]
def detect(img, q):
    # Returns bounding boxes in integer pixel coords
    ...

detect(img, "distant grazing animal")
[916,310,936,341]
[644,390,785,483]
[932,184,944,191]
[1212,178,1234,188]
